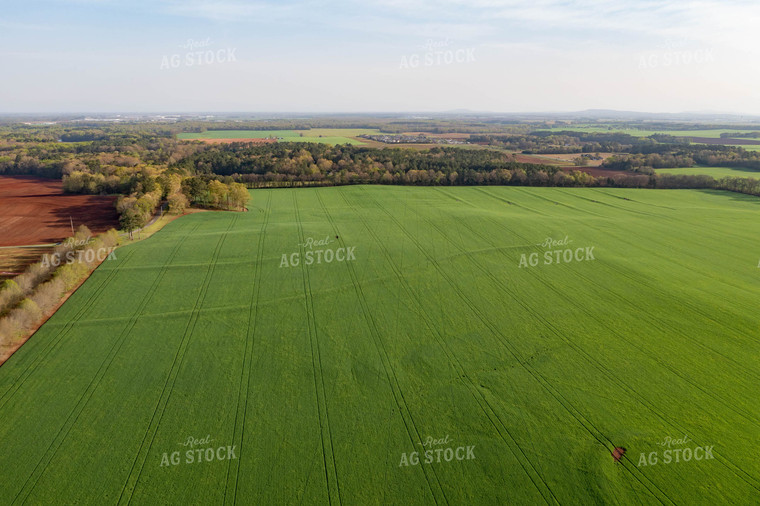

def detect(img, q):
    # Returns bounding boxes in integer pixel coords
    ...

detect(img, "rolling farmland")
[656,166,760,179]
[177,129,379,145]
[1,186,759,504]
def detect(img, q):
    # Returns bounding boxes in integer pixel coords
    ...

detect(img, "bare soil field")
[0,176,118,247]
[0,246,50,278]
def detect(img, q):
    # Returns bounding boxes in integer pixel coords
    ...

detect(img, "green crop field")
[177,129,380,145]
[656,166,760,178]
[1,186,759,504]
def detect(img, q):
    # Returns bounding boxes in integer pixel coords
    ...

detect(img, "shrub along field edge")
[0,228,119,365]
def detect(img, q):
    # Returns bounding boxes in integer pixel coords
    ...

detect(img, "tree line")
[602,144,760,174]
[0,227,119,363]
[107,172,250,237]
[170,143,561,185]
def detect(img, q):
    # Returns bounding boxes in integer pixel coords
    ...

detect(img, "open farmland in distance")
[656,166,760,179]
[0,186,759,504]
[177,129,380,145]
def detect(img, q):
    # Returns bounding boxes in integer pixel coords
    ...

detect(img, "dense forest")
[170,143,562,186]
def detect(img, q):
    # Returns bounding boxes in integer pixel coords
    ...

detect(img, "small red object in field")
[612,447,626,462]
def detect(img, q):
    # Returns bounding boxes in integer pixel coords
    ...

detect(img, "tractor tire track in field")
[225,192,272,505]
[11,221,204,505]
[429,189,546,462]
[561,188,756,274]
[428,194,554,489]
[508,186,759,335]
[363,187,677,505]
[471,187,552,217]
[449,187,760,383]
[432,188,695,500]
[509,187,609,218]
[610,259,760,382]
[118,215,239,506]
[0,248,137,409]
[556,258,760,435]
[336,188,557,505]
[292,192,342,506]
[361,187,606,503]
[524,189,760,389]
[479,187,760,492]
[426,210,680,502]
[585,188,677,211]
[539,262,760,492]
[561,189,660,218]
[459,187,760,391]
[317,190,449,506]
[431,187,759,495]
[545,188,757,291]
[530,260,760,489]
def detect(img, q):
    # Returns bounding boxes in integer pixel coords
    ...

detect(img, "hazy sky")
[2,0,759,114]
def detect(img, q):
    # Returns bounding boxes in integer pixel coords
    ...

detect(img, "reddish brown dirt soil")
[0,247,49,278]
[194,138,278,145]
[0,176,119,247]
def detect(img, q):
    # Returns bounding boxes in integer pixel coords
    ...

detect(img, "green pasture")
[656,166,760,178]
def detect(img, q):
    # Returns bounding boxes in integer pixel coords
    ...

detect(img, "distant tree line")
[721,131,760,138]
[602,144,760,174]
[164,141,760,198]
[170,143,562,186]
[0,129,200,179]
[472,130,698,155]
[3,122,760,216]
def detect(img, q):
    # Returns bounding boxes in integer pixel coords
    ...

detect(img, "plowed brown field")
[0,176,118,247]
